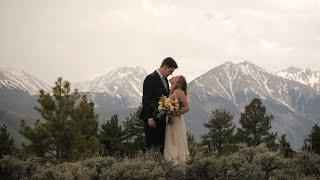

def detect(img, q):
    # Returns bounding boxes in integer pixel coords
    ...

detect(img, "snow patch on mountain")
[187,61,320,149]
[0,66,50,95]
[277,67,320,91]
[189,61,317,113]
[73,66,148,107]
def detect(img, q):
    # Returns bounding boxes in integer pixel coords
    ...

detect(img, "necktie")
[162,77,168,91]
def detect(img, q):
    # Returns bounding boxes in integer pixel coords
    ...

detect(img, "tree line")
[1,77,320,163]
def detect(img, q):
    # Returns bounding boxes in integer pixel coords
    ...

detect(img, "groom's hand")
[148,118,156,128]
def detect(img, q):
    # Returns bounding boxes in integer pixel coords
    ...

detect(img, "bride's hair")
[174,75,188,95]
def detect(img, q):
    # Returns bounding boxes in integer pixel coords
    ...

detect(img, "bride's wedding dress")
[164,93,189,165]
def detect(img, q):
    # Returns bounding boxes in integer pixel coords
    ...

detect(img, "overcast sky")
[1,0,320,84]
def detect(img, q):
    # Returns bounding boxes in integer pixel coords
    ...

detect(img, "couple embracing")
[139,57,190,166]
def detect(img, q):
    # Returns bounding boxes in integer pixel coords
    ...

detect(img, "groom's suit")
[140,70,169,153]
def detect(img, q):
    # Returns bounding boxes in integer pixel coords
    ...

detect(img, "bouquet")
[156,95,184,125]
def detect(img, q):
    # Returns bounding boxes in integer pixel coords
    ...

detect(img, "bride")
[164,75,190,166]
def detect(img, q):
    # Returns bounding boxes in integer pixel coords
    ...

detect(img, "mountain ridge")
[186,61,319,149]
[1,62,320,149]
[0,66,50,95]
[277,67,320,92]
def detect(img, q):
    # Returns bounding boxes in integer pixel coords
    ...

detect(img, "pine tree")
[265,132,279,152]
[279,134,294,158]
[123,107,145,157]
[20,77,102,162]
[187,131,200,158]
[0,124,15,158]
[237,98,277,150]
[99,114,126,157]
[187,131,195,143]
[303,123,320,155]
[201,108,238,155]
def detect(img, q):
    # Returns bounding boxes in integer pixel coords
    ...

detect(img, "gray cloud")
[0,0,319,84]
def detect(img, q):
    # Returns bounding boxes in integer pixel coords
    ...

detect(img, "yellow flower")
[164,99,171,107]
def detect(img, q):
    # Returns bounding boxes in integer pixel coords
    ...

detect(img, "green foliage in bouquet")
[156,95,184,125]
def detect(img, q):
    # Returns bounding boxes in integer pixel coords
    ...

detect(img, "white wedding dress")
[164,92,189,166]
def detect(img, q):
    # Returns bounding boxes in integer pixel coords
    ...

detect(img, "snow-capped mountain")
[1,62,320,149]
[0,66,50,95]
[186,61,320,149]
[0,66,149,146]
[189,61,315,111]
[0,66,48,147]
[277,67,320,92]
[74,66,148,107]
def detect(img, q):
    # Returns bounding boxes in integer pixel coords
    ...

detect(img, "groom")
[140,57,178,154]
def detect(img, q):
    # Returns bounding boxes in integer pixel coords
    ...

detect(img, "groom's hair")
[161,57,178,69]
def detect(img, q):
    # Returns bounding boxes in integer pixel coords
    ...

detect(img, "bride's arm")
[175,89,190,114]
